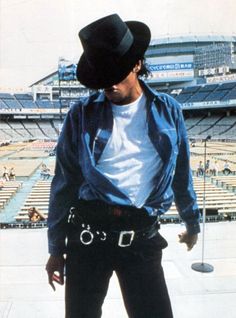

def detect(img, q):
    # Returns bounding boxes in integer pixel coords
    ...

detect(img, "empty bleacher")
[14,93,39,108]
[223,126,236,139]
[185,116,205,130]
[15,180,51,221]
[175,86,200,103]
[187,115,236,139]
[0,181,22,210]
[0,93,22,110]
[3,99,22,109]
[0,126,13,142]
[204,82,236,101]
[0,121,24,141]
[187,84,218,103]
[19,99,37,108]
[206,116,236,137]
[8,121,32,139]
[22,121,46,139]
[172,81,236,105]
[37,122,58,139]
[0,93,62,110]
[0,98,8,109]
[1,81,236,114]
[186,116,209,137]
[189,114,223,135]
[36,99,55,109]
[52,100,60,108]
[221,84,236,101]
[52,119,64,132]
[212,175,236,190]
[166,176,236,221]
[0,118,60,143]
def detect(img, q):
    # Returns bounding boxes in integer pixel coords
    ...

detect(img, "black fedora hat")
[76,14,151,89]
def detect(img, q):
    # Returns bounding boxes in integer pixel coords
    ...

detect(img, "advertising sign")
[148,61,194,82]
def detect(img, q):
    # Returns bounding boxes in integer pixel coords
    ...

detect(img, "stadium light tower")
[58,57,64,118]
[58,57,70,117]
[192,135,214,273]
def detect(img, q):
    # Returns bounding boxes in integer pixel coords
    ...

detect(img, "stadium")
[1,33,236,317]
[1,35,236,223]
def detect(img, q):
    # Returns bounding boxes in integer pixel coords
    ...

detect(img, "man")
[28,206,46,222]
[46,14,200,318]
[223,160,232,175]
[196,160,204,176]
[40,163,51,180]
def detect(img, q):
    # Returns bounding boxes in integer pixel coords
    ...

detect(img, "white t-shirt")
[96,93,163,207]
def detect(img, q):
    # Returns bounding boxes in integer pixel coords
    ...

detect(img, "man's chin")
[105,92,123,104]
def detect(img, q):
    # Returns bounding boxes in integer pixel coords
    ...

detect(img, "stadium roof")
[150,35,236,46]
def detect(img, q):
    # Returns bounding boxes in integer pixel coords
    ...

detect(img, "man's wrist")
[185,222,200,235]
[48,243,66,256]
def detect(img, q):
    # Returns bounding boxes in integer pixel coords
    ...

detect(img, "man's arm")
[46,105,84,289]
[172,106,200,249]
[47,104,83,251]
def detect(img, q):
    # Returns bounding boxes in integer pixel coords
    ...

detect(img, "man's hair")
[138,58,152,79]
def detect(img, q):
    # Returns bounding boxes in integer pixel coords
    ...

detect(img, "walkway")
[0,221,235,318]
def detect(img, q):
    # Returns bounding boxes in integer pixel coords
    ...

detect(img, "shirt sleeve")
[172,105,200,235]
[47,104,84,256]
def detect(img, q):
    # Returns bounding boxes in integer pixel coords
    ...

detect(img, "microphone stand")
[191,136,214,273]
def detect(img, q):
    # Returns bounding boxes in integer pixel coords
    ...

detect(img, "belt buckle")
[118,230,135,247]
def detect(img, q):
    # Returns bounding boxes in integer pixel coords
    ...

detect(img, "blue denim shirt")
[47,81,200,256]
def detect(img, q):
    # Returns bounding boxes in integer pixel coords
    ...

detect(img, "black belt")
[106,221,160,247]
[68,201,160,247]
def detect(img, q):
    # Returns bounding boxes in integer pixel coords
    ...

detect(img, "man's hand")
[178,231,198,251]
[46,255,65,291]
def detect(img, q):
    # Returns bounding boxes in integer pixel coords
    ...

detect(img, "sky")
[1,0,236,91]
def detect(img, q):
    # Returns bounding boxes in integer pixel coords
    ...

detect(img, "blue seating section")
[3,99,22,109]
[175,93,193,103]
[0,99,8,109]
[20,100,38,108]
[221,88,236,101]
[204,90,228,101]
[1,81,236,110]
[0,94,60,109]
[14,93,33,100]
[198,84,218,92]
[170,81,236,103]
[0,93,13,99]
[36,100,53,108]
[188,91,211,102]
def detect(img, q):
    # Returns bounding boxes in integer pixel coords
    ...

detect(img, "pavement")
[0,221,236,318]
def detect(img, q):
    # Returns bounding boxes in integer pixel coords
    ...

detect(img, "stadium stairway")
[0,168,48,223]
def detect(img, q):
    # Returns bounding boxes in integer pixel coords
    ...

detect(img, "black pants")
[223,168,231,175]
[65,232,173,318]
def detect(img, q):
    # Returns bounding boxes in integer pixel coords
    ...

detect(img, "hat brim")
[76,21,151,89]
